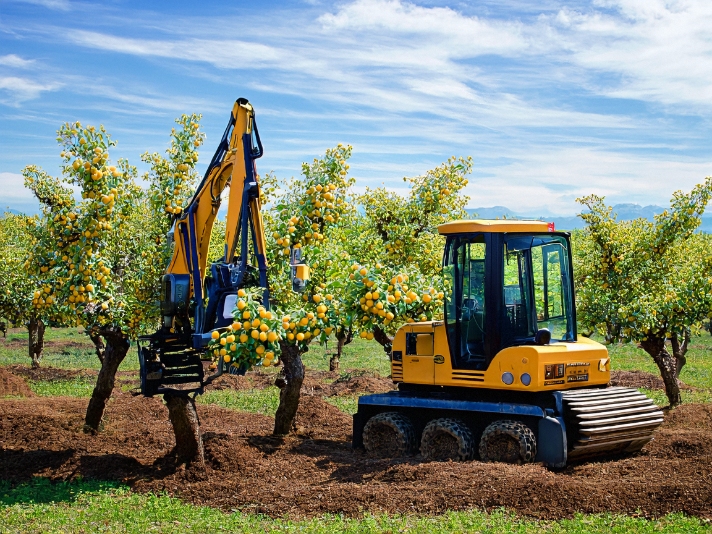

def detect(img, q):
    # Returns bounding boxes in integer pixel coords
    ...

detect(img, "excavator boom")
[138,98,273,396]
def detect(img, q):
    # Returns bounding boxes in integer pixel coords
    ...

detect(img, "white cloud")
[0,54,35,68]
[0,76,60,102]
[67,31,282,70]
[5,0,712,215]
[0,172,33,203]
[468,147,712,215]
[318,0,529,56]
[9,0,71,11]
[58,12,627,132]
[546,1,712,109]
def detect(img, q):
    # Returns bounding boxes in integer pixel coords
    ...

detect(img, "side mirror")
[290,247,310,293]
[534,328,551,345]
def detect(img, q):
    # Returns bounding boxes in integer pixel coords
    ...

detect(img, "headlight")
[502,372,514,385]
[521,373,531,386]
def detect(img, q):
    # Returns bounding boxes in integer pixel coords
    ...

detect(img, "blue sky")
[2,0,712,216]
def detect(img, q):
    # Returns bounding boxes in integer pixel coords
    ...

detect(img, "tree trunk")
[89,329,106,364]
[84,327,130,433]
[330,328,354,372]
[640,336,682,407]
[373,325,394,354]
[273,342,304,435]
[670,330,690,377]
[165,394,204,465]
[28,316,45,369]
[329,334,345,372]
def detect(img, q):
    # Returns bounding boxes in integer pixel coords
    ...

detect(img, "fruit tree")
[23,115,204,432]
[335,157,472,360]
[209,144,355,435]
[0,211,51,366]
[576,178,712,406]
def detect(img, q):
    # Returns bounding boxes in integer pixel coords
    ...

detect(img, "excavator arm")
[162,99,269,337]
[139,98,303,397]
[168,99,267,294]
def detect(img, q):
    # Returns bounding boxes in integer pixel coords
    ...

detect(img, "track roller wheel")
[479,420,537,464]
[362,412,416,457]
[420,418,474,461]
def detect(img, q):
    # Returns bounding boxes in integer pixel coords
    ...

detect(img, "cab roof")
[437,219,555,235]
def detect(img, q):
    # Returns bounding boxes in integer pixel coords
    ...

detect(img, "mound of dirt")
[206,374,254,391]
[292,395,353,438]
[326,375,395,396]
[0,368,34,397]
[610,370,693,391]
[1,390,711,520]
[8,365,96,382]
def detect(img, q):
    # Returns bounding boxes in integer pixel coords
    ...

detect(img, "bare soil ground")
[1,367,710,519]
[0,368,34,397]
[611,370,695,391]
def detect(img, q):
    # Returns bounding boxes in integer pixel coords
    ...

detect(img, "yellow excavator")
[353,220,664,467]
[138,98,307,396]
[138,99,662,468]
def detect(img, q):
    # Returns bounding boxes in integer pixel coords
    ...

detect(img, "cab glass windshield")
[502,234,575,343]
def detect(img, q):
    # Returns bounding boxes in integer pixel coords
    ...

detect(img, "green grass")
[324,394,360,415]
[639,387,712,407]
[300,337,391,376]
[607,334,712,390]
[197,387,280,416]
[0,327,140,372]
[605,333,712,405]
[0,479,709,534]
[27,376,95,398]
[3,327,711,412]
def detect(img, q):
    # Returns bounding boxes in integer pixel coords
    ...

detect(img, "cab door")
[401,324,435,384]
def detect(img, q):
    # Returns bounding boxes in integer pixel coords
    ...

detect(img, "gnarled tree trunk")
[329,353,340,372]
[274,342,304,435]
[373,325,394,354]
[84,326,130,433]
[28,316,45,369]
[670,330,690,377]
[165,394,204,465]
[89,329,106,364]
[331,329,354,372]
[330,337,344,372]
[640,336,682,407]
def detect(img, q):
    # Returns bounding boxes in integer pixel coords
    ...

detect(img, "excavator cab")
[443,226,576,371]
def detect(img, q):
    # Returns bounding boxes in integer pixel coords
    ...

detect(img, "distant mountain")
[608,203,665,220]
[466,204,712,232]
[465,206,519,219]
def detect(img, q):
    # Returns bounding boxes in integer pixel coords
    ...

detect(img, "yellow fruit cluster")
[208,288,281,369]
[285,292,333,344]
[270,144,354,260]
[143,114,203,218]
[411,156,472,216]
[348,263,446,337]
